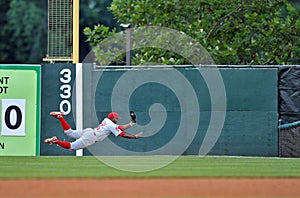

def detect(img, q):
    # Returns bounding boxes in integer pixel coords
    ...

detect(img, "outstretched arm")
[118,111,137,130]
[117,111,141,139]
[119,132,143,139]
[118,121,135,131]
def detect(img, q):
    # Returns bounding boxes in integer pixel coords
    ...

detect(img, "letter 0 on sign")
[5,105,22,129]
[1,99,26,136]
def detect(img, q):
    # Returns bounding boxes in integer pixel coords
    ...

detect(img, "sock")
[58,117,71,130]
[55,140,71,149]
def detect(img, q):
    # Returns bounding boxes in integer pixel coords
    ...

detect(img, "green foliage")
[84,24,117,48]
[83,24,122,64]
[85,0,300,65]
[80,0,117,29]
[0,0,10,61]
[79,0,119,61]
[0,0,47,63]
[0,0,118,63]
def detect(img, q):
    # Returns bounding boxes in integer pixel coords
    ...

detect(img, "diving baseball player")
[44,111,142,150]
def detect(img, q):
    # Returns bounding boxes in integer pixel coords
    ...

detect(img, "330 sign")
[59,68,72,115]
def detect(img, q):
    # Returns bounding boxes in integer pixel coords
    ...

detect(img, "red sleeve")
[118,131,125,136]
[118,126,124,130]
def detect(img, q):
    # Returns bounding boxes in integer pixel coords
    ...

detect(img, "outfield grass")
[0,156,299,178]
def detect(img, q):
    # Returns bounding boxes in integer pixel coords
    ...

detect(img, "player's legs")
[64,128,93,139]
[44,128,96,150]
[50,111,85,139]
[70,128,96,150]
[44,136,82,150]
[44,136,71,149]
[50,112,70,130]
[69,138,89,150]
[64,129,84,139]
[44,136,57,145]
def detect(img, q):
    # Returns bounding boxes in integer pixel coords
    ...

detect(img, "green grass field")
[0,156,299,179]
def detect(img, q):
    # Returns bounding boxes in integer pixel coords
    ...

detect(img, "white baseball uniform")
[64,118,123,150]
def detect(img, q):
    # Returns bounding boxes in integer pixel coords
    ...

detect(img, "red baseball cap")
[108,112,119,119]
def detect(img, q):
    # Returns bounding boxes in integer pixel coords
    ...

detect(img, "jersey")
[94,118,123,142]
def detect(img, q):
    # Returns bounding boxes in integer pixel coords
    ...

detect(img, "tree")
[0,0,47,63]
[79,0,118,61]
[0,0,118,63]
[84,0,300,65]
[0,0,11,62]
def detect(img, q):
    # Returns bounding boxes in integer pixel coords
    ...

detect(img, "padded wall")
[82,65,278,157]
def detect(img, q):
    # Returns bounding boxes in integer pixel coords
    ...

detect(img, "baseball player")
[44,111,142,150]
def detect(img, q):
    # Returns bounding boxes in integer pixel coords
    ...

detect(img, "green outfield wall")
[0,65,41,156]
[80,65,278,157]
[40,63,76,156]
[0,64,279,156]
[187,68,278,156]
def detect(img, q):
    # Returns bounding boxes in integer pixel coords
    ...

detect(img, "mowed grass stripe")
[0,156,299,178]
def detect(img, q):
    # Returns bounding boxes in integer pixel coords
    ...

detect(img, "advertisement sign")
[0,65,41,156]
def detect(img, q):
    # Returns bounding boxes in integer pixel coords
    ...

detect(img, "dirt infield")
[1,178,300,198]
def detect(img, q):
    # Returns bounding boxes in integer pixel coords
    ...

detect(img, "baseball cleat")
[44,136,58,145]
[50,111,64,119]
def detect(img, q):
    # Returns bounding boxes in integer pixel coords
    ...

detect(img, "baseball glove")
[130,111,136,123]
